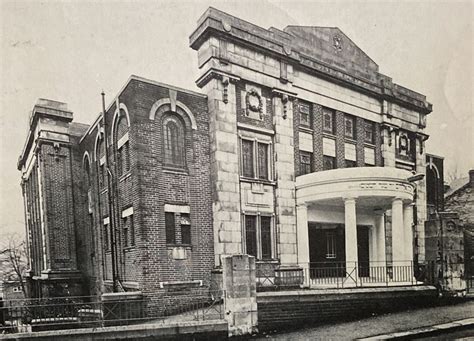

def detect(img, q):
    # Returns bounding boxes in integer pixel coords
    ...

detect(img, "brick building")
[19,8,434,300]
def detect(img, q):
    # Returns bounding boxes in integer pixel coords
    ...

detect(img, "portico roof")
[296,167,415,209]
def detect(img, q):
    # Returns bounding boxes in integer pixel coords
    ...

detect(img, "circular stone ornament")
[222,20,232,32]
[246,89,263,113]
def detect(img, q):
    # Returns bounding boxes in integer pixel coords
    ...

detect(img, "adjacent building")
[18,7,434,301]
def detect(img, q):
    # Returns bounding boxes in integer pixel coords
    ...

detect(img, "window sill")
[119,172,132,182]
[166,244,192,249]
[344,138,357,144]
[299,126,313,133]
[240,177,276,186]
[364,142,376,148]
[322,132,336,139]
[256,259,279,264]
[163,167,188,175]
[123,246,136,252]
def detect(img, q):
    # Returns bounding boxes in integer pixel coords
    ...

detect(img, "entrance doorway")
[308,223,371,278]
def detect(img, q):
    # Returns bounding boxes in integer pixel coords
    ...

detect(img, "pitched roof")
[445,176,470,198]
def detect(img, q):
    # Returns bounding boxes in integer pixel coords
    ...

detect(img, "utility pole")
[101,91,118,292]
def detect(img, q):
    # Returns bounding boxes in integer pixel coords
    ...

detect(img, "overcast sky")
[1,0,472,237]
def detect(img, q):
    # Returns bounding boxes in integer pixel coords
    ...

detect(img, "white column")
[344,197,358,282]
[297,204,310,286]
[391,198,404,265]
[403,204,414,267]
[374,212,386,281]
[375,213,386,265]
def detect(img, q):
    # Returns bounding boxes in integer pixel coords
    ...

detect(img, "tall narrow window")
[344,115,355,139]
[104,222,109,251]
[257,143,268,180]
[180,213,191,245]
[245,215,257,257]
[241,139,254,178]
[364,120,375,144]
[260,216,272,260]
[299,102,311,128]
[326,232,336,259]
[129,215,135,246]
[163,116,185,168]
[165,212,175,244]
[97,138,106,188]
[322,108,335,134]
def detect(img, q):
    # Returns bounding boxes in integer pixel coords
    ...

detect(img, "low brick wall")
[257,285,437,331]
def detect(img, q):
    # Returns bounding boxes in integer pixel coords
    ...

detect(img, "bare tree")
[446,163,463,184]
[0,234,28,296]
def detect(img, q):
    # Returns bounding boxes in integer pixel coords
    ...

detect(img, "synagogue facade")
[18,7,432,299]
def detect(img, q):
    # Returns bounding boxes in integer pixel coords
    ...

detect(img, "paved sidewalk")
[255,299,474,340]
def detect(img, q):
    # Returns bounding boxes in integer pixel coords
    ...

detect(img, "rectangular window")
[323,155,336,170]
[257,143,268,180]
[99,165,105,188]
[241,139,254,178]
[245,215,257,258]
[104,223,109,251]
[241,138,272,180]
[299,102,311,127]
[129,215,135,246]
[344,115,355,139]
[364,121,375,144]
[326,232,336,259]
[345,159,357,168]
[123,221,129,248]
[300,152,312,175]
[165,212,175,244]
[244,214,274,260]
[122,215,135,247]
[322,108,335,134]
[180,213,191,245]
[260,216,272,260]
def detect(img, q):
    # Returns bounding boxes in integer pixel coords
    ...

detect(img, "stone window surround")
[241,212,275,260]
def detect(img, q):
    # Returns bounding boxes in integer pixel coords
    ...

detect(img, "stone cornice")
[190,7,432,115]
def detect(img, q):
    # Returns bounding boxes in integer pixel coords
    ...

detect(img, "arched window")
[163,115,185,167]
[84,156,91,188]
[115,111,130,177]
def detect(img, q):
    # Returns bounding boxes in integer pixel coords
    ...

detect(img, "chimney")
[469,169,474,188]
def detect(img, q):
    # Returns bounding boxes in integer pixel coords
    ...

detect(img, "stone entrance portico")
[296,167,416,286]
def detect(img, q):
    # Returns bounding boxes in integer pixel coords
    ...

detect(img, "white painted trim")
[94,131,101,162]
[117,132,129,149]
[149,98,197,130]
[122,206,134,218]
[82,151,91,167]
[164,204,190,213]
[112,103,131,143]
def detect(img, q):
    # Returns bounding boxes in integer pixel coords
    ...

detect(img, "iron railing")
[0,291,225,334]
[306,261,417,288]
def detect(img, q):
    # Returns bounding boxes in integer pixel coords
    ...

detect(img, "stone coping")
[257,285,437,298]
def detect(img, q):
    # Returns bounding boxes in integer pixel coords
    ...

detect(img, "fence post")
[222,255,258,336]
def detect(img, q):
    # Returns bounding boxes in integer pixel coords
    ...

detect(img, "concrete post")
[344,197,358,282]
[296,204,309,286]
[222,255,258,336]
